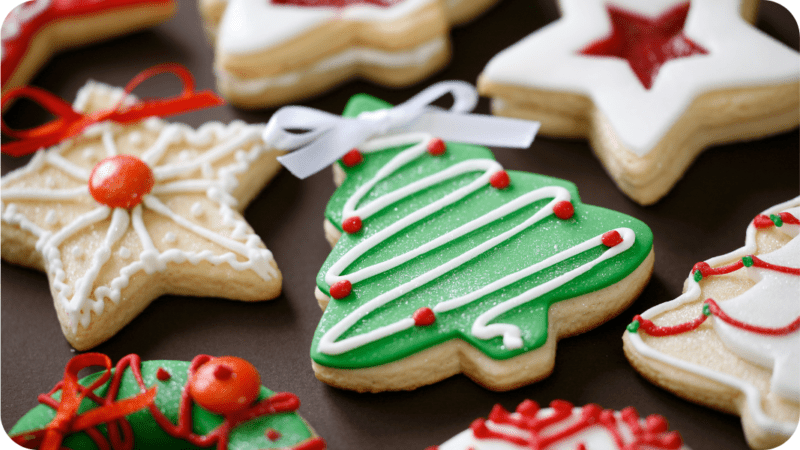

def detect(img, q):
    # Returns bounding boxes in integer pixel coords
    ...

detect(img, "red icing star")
[579,2,708,89]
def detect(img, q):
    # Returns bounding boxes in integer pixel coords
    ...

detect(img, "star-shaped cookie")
[1,0,176,98]
[200,0,500,108]
[1,81,283,350]
[478,0,799,205]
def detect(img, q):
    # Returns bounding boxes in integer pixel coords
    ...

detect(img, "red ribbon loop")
[1,64,224,157]
[11,353,156,450]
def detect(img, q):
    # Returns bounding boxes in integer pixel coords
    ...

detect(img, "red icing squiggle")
[466,400,682,450]
[11,354,326,450]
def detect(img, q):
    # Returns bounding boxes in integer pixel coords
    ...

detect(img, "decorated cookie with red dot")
[0,75,284,350]
[197,0,501,108]
[9,353,326,450]
[624,197,800,449]
[310,92,655,392]
[1,0,175,100]
[478,0,799,205]
[429,399,690,450]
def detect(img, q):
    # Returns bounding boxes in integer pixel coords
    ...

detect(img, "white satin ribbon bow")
[262,81,541,179]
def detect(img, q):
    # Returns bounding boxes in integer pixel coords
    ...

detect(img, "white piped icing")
[317,134,636,355]
[44,209,57,225]
[0,82,280,332]
[163,231,177,243]
[480,0,800,156]
[628,197,800,438]
[190,202,204,217]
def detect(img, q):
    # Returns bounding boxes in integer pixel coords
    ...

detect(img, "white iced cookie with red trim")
[199,0,500,109]
[623,197,800,449]
[0,80,284,350]
[1,0,175,99]
[477,0,799,205]
[428,399,690,450]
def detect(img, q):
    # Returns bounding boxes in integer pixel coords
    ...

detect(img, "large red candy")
[88,155,154,208]
[189,356,262,415]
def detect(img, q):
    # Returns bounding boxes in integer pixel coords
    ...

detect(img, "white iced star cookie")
[623,197,800,449]
[477,0,799,205]
[200,0,500,108]
[1,81,284,350]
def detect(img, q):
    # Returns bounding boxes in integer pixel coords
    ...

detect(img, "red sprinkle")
[413,307,436,326]
[427,138,446,156]
[601,230,623,247]
[692,261,711,276]
[489,170,510,189]
[330,280,352,299]
[342,216,362,234]
[342,149,363,167]
[553,201,574,220]
[781,212,800,225]
[156,367,171,381]
[646,414,669,434]
[266,429,282,441]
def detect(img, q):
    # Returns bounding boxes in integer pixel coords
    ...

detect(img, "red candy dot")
[553,201,574,220]
[156,367,171,381]
[342,216,362,234]
[601,230,624,247]
[342,149,363,167]
[646,414,669,434]
[660,431,683,449]
[189,356,261,415]
[266,429,282,441]
[330,280,352,299]
[413,307,436,326]
[88,155,154,208]
[753,214,774,229]
[489,170,510,189]
[427,138,446,156]
[692,261,711,276]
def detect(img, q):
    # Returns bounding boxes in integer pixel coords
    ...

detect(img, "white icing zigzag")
[318,134,636,355]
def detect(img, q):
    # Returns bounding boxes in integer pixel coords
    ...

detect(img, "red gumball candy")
[330,280,352,299]
[601,230,624,248]
[413,307,436,326]
[88,155,154,208]
[189,356,261,415]
[489,170,510,189]
[342,216,362,234]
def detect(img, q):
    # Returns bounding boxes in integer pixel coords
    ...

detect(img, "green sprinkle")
[742,255,754,267]
[627,321,640,333]
[770,214,784,227]
[703,303,711,317]
[693,270,703,282]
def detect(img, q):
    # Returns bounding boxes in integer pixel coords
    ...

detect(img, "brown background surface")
[1,0,798,448]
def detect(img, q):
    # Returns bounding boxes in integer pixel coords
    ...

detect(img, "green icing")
[311,94,653,369]
[10,359,313,450]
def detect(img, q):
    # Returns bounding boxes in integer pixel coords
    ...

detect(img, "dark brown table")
[2,0,798,448]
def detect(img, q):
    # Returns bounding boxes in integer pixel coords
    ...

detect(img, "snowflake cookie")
[310,93,654,392]
[200,0,501,108]
[478,0,799,205]
[1,81,284,350]
[623,197,800,449]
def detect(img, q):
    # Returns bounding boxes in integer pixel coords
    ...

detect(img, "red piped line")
[706,299,800,336]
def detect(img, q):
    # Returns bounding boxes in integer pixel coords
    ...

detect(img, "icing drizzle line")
[11,354,326,450]
[318,134,636,355]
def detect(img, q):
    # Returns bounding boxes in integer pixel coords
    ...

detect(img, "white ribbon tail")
[391,110,540,149]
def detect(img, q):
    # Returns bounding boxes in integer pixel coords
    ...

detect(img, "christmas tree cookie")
[1,72,283,350]
[310,93,655,392]
[10,353,326,450]
[623,197,799,449]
